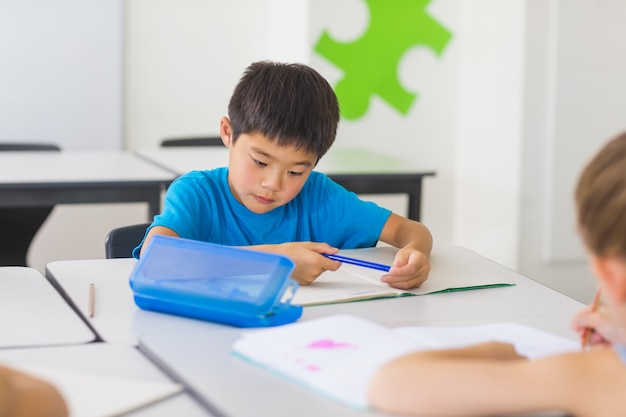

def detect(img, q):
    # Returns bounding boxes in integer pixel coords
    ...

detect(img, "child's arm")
[139,225,180,258]
[0,366,68,417]
[141,227,341,285]
[368,344,626,417]
[378,213,433,289]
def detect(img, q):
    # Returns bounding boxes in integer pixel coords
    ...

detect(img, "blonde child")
[368,132,626,417]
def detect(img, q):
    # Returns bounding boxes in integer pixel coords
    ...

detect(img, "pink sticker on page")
[307,339,358,350]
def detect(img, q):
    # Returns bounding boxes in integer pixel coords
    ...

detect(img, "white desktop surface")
[124,393,215,417]
[135,246,583,417]
[301,246,584,338]
[134,146,423,175]
[0,267,95,348]
[0,343,215,417]
[45,258,230,346]
[45,246,584,346]
[138,313,575,417]
[0,150,175,183]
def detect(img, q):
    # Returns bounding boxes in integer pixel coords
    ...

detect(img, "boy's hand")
[380,247,430,290]
[273,242,341,285]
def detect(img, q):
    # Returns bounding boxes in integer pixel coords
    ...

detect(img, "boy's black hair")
[227,61,340,158]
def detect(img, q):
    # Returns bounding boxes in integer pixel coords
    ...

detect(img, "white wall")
[125,0,271,148]
[0,0,123,150]
[0,0,144,272]
[541,0,626,263]
[309,0,458,245]
[516,0,626,302]
[453,0,525,269]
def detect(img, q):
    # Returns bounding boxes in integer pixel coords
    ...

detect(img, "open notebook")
[293,247,515,306]
[232,315,579,410]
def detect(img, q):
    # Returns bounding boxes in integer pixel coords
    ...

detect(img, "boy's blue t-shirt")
[132,168,391,257]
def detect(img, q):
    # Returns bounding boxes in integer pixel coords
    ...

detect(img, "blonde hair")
[576,132,626,258]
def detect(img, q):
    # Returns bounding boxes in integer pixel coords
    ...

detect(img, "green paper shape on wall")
[314,0,452,120]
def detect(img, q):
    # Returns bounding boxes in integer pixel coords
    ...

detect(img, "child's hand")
[570,304,617,347]
[380,247,430,290]
[0,365,69,417]
[274,242,341,285]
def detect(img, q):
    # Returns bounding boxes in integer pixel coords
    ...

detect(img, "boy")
[134,61,432,289]
[368,132,626,417]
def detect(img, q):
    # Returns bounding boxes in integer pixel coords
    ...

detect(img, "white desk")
[0,267,95,348]
[135,147,435,221]
[45,246,583,417]
[134,246,583,417]
[0,343,216,417]
[139,316,573,417]
[0,150,176,218]
[45,258,230,345]
[45,246,584,343]
[302,246,584,338]
[125,393,216,417]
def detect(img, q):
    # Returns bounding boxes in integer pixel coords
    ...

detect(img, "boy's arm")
[378,213,433,289]
[255,241,341,285]
[368,344,623,417]
[138,225,180,258]
[138,227,340,285]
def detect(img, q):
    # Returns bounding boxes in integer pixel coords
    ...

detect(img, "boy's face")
[225,130,318,214]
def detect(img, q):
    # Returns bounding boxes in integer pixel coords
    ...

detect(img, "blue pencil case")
[128,235,302,327]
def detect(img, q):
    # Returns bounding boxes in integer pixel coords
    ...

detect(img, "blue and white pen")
[323,254,391,272]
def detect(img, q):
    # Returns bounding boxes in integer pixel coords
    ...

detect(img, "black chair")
[0,143,61,152]
[104,223,151,258]
[0,142,61,266]
[160,136,223,147]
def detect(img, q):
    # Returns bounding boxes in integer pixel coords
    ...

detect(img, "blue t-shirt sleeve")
[151,172,213,239]
[304,173,391,248]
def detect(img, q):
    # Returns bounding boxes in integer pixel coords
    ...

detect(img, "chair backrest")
[105,223,151,259]
[0,143,61,151]
[160,137,223,147]
[0,142,61,266]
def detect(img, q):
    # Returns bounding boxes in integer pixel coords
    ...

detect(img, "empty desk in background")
[0,151,176,218]
[135,147,435,221]
[0,267,95,348]
[45,246,584,346]
[0,343,215,417]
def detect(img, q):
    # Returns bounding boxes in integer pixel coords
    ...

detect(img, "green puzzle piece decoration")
[314,0,452,120]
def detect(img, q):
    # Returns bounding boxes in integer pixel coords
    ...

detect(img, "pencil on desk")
[88,283,95,318]
[581,289,602,351]
[323,254,391,272]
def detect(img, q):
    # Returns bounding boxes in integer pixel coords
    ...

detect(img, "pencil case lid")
[129,235,302,327]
